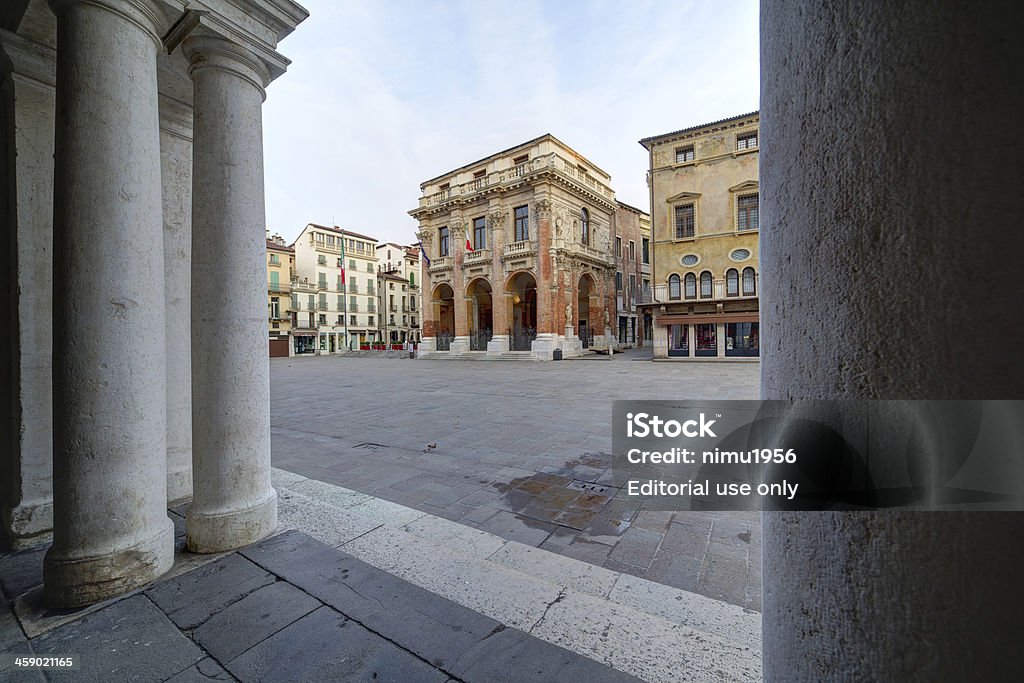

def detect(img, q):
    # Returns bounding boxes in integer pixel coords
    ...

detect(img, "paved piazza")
[271,351,762,611]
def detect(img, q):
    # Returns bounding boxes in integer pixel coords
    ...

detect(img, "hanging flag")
[417,240,431,266]
[465,237,474,253]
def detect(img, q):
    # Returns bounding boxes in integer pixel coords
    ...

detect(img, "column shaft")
[761,1,1023,679]
[45,0,173,607]
[186,35,277,553]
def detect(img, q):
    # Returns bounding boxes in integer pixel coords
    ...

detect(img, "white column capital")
[47,0,175,46]
[182,32,271,99]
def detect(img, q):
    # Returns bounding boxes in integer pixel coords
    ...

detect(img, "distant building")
[409,134,618,359]
[376,243,421,346]
[266,233,294,357]
[611,202,652,348]
[291,223,380,352]
[638,112,760,359]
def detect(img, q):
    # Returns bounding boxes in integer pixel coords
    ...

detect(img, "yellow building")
[639,112,760,359]
[266,233,294,357]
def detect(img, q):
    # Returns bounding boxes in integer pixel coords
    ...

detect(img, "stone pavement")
[270,349,762,611]
[1,474,762,682]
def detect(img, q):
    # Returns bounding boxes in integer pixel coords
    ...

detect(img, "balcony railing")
[268,282,290,293]
[503,240,536,259]
[464,248,491,265]
[427,256,453,272]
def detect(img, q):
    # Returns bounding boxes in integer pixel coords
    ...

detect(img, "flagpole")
[340,229,350,350]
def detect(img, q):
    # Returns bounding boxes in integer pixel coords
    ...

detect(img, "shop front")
[655,312,759,360]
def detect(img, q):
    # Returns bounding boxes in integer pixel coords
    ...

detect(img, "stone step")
[270,468,761,683]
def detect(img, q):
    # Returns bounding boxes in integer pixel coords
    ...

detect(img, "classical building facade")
[611,202,652,348]
[410,134,618,360]
[376,243,421,345]
[0,0,307,607]
[638,112,760,359]
[292,224,380,352]
[266,233,294,357]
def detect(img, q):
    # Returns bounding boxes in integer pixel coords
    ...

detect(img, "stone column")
[417,229,437,352]
[0,26,56,550]
[159,93,194,505]
[761,1,1023,680]
[185,34,276,553]
[45,0,173,607]
[487,208,509,353]
[531,198,558,359]
[716,322,726,358]
[450,221,470,353]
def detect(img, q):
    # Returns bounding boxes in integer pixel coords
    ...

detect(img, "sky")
[262,0,759,246]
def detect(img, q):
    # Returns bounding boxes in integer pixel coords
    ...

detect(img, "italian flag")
[339,233,346,284]
[465,237,474,252]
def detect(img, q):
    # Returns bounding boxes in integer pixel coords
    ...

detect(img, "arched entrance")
[578,273,595,348]
[432,282,455,351]
[466,278,493,351]
[506,271,537,350]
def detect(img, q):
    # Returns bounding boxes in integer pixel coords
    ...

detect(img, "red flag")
[465,237,474,252]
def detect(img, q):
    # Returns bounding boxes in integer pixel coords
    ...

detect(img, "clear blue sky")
[263,0,759,246]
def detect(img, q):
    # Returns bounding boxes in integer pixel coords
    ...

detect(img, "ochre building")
[410,134,618,360]
[639,112,760,359]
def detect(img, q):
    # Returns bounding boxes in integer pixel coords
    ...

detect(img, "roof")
[638,111,760,149]
[421,133,612,187]
[379,272,409,282]
[267,239,294,252]
[616,200,650,216]
[303,223,378,243]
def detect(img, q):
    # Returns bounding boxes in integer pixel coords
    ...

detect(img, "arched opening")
[432,282,455,350]
[578,273,595,347]
[466,278,493,350]
[506,271,537,350]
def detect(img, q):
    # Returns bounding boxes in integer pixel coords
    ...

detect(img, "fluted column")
[185,34,276,553]
[44,0,173,607]
[486,207,509,353]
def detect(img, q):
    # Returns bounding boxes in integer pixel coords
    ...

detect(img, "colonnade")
[29,0,303,607]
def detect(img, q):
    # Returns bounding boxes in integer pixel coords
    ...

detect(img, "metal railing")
[509,326,536,351]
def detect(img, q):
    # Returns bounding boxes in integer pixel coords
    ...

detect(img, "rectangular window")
[726,322,759,357]
[337,295,343,310]
[615,237,622,257]
[269,271,280,291]
[629,241,635,261]
[350,316,357,326]
[270,297,280,319]
[368,316,374,326]
[669,324,689,357]
[269,253,280,265]
[349,259,356,271]
[737,131,758,150]
[318,273,327,289]
[615,271,622,291]
[696,323,717,355]
[642,238,650,264]
[473,216,487,250]
[514,206,529,242]
[307,294,314,310]
[737,193,759,231]
[674,204,695,238]
[319,293,328,310]
[629,274,636,299]
[513,154,528,165]
[675,145,694,163]
[439,226,449,256]
[366,262,373,272]
[317,254,326,265]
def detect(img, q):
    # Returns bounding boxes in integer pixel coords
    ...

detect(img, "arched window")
[580,208,590,245]
[668,274,681,300]
[684,273,696,299]
[742,267,756,295]
[700,271,713,298]
[726,268,739,297]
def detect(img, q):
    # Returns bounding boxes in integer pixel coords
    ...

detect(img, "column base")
[560,328,583,358]
[419,337,437,352]
[186,489,278,554]
[486,335,509,355]
[449,336,470,354]
[2,498,54,551]
[531,333,559,361]
[43,518,174,608]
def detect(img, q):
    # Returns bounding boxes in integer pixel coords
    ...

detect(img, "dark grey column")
[760,2,1023,681]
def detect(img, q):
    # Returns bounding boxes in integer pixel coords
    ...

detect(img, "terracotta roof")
[638,111,760,149]
[267,239,294,252]
[616,200,649,216]
[379,272,409,282]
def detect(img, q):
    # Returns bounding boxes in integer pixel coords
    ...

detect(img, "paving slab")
[31,594,204,681]
[164,657,234,682]
[224,606,450,683]
[487,542,620,598]
[145,553,275,630]
[0,546,45,600]
[191,580,320,662]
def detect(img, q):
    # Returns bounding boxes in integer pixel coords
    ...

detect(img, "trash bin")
[552,348,563,361]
